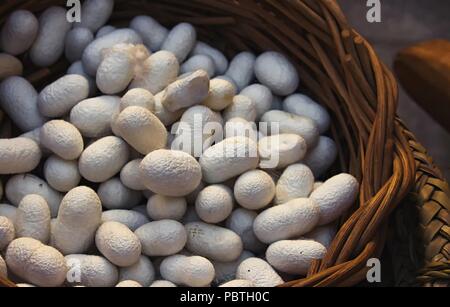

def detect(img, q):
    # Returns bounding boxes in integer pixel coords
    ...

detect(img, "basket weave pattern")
[0,0,449,287]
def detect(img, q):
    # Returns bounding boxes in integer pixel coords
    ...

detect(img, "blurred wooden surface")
[394,40,450,133]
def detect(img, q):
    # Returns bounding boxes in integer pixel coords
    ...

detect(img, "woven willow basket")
[0,0,449,287]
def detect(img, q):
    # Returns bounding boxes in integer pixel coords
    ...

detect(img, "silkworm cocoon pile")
[161,23,197,63]
[135,220,187,257]
[160,254,214,287]
[0,77,46,131]
[95,221,142,267]
[121,88,155,112]
[132,205,149,217]
[0,54,23,80]
[131,51,179,94]
[193,42,229,75]
[15,194,51,244]
[150,280,177,287]
[6,238,67,287]
[181,55,216,78]
[16,283,37,287]
[203,78,236,111]
[185,222,243,262]
[253,198,320,244]
[225,52,256,91]
[115,106,167,155]
[116,280,142,287]
[313,182,324,191]
[161,70,210,112]
[283,94,331,134]
[152,91,184,126]
[65,254,118,287]
[147,194,187,221]
[30,6,71,67]
[78,136,129,183]
[130,15,168,52]
[66,61,97,96]
[234,170,275,210]
[224,117,259,141]
[0,205,17,225]
[43,156,81,192]
[0,9,362,287]
[97,178,142,210]
[70,95,121,138]
[0,138,41,175]
[96,26,116,38]
[200,136,259,184]
[140,149,202,197]
[254,51,299,96]
[310,174,359,225]
[82,29,143,75]
[226,209,266,254]
[0,255,7,278]
[52,186,102,255]
[96,46,136,95]
[261,110,319,148]
[0,10,39,55]
[223,95,257,122]
[0,216,15,251]
[240,84,273,119]
[40,120,84,160]
[186,181,205,206]
[65,28,94,63]
[275,164,315,204]
[5,174,62,218]
[236,258,284,287]
[258,134,307,169]
[119,255,155,287]
[303,224,337,249]
[303,136,338,178]
[266,239,327,275]
[120,159,146,191]
[195,184,234,224]
[102,210,149,232]
[212,250,254,286]
[75,0,114,32]
[215,75,237,89]
[19,128,47,155]
[173,105,223,156]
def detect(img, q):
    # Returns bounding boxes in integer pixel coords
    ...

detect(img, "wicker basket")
[0,0,449,287]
